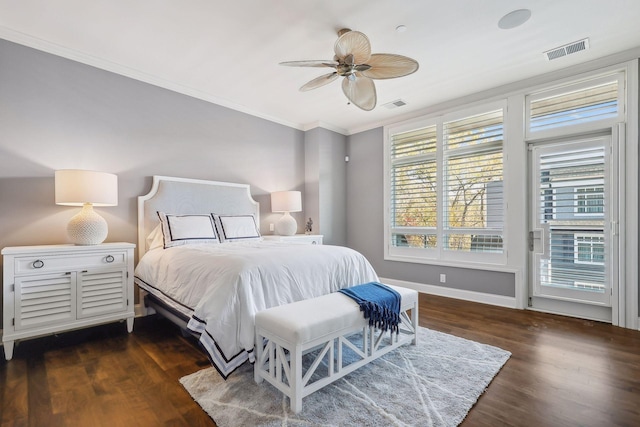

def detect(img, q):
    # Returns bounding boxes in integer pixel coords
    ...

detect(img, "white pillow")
[157,212,220,248]
[214,214,261,242]
[146,224,164,251]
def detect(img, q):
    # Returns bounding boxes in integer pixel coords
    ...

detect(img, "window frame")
[384,100,508,266]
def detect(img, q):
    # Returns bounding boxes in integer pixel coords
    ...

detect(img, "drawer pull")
[105,255,115,263]
[32,260,44,269]
[312,241,317,244]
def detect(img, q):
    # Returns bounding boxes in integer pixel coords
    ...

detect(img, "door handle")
[529,229,544,253]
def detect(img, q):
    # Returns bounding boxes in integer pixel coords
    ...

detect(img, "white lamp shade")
[55,170,118,206]
[271,191,302,213]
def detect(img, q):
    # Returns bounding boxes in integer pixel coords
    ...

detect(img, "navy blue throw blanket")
[339,282,401,333]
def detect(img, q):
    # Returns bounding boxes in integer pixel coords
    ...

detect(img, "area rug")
[180,327,510,427]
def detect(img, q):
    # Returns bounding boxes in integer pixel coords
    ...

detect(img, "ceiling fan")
[280,29,419,111]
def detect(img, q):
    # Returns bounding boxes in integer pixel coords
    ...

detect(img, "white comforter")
[134,240,378,377]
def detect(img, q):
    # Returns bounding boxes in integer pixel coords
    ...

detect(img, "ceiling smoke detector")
[544,38,590,61]
[383,99,407,109]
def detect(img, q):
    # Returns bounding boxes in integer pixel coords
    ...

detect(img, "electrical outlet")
[439,274,446,283]
[269,223,274,232]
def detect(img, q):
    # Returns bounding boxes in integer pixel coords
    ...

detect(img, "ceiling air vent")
[544,38,589,61]
[383,99,407,109]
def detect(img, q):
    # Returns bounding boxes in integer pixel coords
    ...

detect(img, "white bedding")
[134,240,378,377]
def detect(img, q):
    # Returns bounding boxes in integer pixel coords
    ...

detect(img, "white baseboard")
[380,277,518,309]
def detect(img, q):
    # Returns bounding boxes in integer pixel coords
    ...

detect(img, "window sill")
[384,253,518,274]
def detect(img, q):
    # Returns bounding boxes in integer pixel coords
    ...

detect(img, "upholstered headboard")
[137,176,260,259]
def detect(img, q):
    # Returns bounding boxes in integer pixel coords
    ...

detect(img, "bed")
[134,176,379,378]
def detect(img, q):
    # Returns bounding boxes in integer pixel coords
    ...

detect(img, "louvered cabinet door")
[77,268,128,319]
[14,272,76,330]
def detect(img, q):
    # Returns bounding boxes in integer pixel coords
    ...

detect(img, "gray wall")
[304,128,347,246]
[346,128,515,297]
[0,40,312,309]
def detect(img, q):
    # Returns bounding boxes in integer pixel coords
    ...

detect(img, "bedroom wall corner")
[304,127,347,246]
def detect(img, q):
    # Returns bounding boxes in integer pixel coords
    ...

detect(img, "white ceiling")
[1,0,640,135]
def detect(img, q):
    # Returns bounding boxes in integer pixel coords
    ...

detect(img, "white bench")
[254,284,418,413]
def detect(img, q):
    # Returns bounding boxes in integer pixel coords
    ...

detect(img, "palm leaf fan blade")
[360,54,419,79]
[334,31,371,64]
[341,74,376,111]
[280,60,339,68]
[300,72,339,91]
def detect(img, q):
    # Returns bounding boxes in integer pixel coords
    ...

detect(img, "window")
[526,73,624,139]
[442,110,504,254]
[386,103,505,264]
[575,186,604,215]
[574,233,605,265]
[389,124,438,250]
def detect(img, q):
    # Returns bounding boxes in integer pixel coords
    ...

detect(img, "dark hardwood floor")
[2,294,640,426]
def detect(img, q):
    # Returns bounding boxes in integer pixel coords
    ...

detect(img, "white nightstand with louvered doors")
[2,243,135,360]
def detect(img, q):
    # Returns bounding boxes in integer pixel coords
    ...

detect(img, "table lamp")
[55,169,118,245]
[271,190,302,236]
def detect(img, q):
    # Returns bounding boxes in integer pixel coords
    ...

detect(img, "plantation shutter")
[536,145,607,292]
[527,73,622,136]
[386,101,506,262]
[389,125,438,249]
[442,110,504,253]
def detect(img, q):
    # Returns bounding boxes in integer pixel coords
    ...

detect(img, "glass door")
[529,136,612,309]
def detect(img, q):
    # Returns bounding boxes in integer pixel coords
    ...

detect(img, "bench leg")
[290,343,303,413]
[254,333,264,384]
[411,301,419,345]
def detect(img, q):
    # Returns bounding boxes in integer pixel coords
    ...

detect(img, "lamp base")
[275,212,297,236]
[67,203,108,245]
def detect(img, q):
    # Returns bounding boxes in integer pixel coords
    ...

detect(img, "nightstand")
[2,242,135,360]
[263,234,324,245]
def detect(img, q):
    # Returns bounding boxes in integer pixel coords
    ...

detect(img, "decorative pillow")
[146,224,164,251]
[213,214,261,242]
[157,212,220,248]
